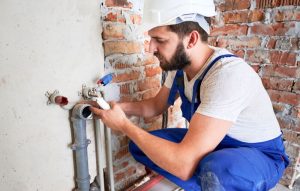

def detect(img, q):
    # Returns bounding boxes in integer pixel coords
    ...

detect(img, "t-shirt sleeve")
[196,62,257,122]
[163,71,176,89]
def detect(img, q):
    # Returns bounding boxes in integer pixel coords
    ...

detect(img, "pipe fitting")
[72,104,92,120]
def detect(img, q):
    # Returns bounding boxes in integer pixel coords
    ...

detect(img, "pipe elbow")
[72,104,92,120]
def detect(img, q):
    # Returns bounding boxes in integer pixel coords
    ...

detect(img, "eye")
[156,39,167,43]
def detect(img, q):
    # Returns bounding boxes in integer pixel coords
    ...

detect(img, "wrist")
[121,117,133,133]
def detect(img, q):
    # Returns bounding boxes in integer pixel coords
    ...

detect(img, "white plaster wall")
[0,0,103,190]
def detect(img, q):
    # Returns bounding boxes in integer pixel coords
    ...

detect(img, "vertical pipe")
[95,119,106,191]
[71,104,92,191]
[105,126,115,191]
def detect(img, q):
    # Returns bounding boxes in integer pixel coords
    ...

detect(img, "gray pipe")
[95,119,105,191]
[71,104,92,191]
[105,126,115,191]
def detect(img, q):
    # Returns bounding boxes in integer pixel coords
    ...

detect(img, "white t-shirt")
[164,47,281,143]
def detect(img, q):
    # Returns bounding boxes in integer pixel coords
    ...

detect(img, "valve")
[45,90,69,106]
[96,73,113,86]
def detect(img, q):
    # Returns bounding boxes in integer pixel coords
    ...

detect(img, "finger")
[89,106,103,117]
[79,100,99,107]
[109,101,117,108]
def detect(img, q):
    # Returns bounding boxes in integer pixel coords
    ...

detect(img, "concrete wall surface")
[0,0,103,190]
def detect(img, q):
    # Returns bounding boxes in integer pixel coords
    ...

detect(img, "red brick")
[249,10,265,22]
[119,83,131,94]
[250,64,261,73]
[282,130,300,145]
[274,9,300,21]
[293,80,300,92]
[211,24,248,36]
[272,22,292,36]
[291,38,299,50]
[130,14,142,24]
[105,0,133,8]
[267,38,277,49]
[104,12,126,23]
[104,12,118,22]
[143,53,158,65]
[104,41,142,56]
[118,135,130,146]
[291,106,300,118]
[270,51,297,66]
[272,102,287,113]
[137,78,161,92]
[145,66,162,77]
[223,11,248,24]
[113,161,129,172]
[114,146,130,161]
[208,37,218,46]
[114,62,131,69]
[144,39,150,52]
[113,70,141,82]
[291,120,300,132]
[246,50,269,64]
[267,89,300,105]
[217,37,261,49]
[277,116,292,130]
[250,24,275,35]
[262,77,294,91]
[146,119,163,131]
[231,49,245,58]
[256,0,300,8]
[144,115,161,124]
[250,23,294,36]
[262,65,299,78]
[102,23,125,40]
[221,0,251,11]
[114,166,136,182]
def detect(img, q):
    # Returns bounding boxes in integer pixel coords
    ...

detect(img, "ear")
[186,30,200,49]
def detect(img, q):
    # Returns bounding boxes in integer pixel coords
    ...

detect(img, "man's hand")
[89,102,132,133]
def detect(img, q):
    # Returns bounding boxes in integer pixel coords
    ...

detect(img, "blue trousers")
[129,128,289,191]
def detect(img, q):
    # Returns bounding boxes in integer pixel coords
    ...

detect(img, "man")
[90,0,289,190]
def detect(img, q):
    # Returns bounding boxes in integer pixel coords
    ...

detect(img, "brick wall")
[101,0,299,189]
[101,0,163,190]
[210,0,300,187]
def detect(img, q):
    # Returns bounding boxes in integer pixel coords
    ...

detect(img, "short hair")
[167,17,211,42]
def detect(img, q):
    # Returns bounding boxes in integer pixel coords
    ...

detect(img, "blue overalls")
[129,54,289,191]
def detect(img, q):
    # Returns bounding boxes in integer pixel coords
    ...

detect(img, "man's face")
[148,26,191,71]
[154,41,191,71]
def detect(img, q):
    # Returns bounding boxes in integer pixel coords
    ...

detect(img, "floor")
[132,175,300,191]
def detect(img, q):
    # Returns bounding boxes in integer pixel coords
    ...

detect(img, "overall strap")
[191,54,237,114]
[168,70,184,105]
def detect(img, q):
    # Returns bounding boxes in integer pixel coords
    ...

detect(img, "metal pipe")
[71,104,92,191]
[95,119,106,191]
[105,126,115,191]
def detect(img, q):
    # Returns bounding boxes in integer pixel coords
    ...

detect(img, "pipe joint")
[71,139,91,151]
[76,175,91,183]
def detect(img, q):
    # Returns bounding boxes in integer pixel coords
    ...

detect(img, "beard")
[154,42,191,71]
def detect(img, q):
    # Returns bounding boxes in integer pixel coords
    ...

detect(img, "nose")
[149,40,157,54]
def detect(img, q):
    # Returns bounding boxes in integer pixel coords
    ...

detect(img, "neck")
[184,45,214,81]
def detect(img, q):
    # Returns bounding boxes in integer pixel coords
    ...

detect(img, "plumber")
[89,0,289,190]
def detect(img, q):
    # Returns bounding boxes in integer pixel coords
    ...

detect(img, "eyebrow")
[151,36,167,40]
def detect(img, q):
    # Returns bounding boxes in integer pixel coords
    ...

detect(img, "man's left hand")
[89,102,131,133]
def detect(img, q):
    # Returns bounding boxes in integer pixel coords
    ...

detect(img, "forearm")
[119,98,161,118]
[119,86,170,118]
